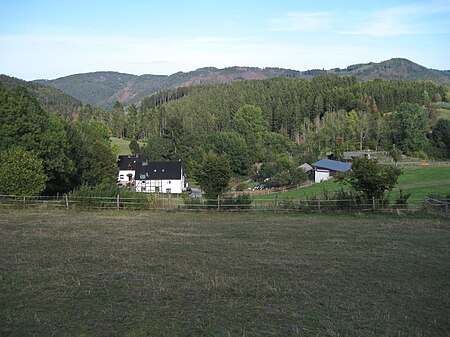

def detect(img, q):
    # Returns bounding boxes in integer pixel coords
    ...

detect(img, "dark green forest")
[1,74,450,195]
[121,76,450,175]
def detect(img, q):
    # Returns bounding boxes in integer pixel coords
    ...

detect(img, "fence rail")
[423,197,449,217]
[1,194,442,215]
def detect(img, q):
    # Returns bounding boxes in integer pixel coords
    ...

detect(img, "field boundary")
[1,194,447,215]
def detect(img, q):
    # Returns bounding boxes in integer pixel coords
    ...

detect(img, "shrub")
[395,189,411,209]
[221,194,252,211]
[70,183,151,209]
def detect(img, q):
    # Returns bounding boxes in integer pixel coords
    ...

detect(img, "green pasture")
[111,137,145,155]
[254,166,450,204]
[1,211,449,336]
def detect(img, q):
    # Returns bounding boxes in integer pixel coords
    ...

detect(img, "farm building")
[117,156,186,194]
[135,161,186,194]
[312,159,352,183]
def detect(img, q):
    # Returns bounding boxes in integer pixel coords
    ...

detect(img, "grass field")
[254,166,450,204]
[1,210,449,336]
[111,137,146,155]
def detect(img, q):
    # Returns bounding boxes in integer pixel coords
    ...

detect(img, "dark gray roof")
[136,161,182,180]
[312,159,352,172]
[118,155,146,170]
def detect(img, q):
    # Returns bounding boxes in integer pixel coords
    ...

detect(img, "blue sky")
[1,0,449,80]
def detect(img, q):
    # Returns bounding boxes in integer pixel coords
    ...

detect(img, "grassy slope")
[1,211,449,336]
[111,137,145,155]
[254,166,450,203]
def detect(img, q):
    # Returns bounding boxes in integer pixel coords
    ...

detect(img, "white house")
[311,159,352,183]
[117,155,143,188]
[135,161,186,194]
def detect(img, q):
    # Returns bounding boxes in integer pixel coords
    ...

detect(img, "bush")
[70,183,151,209]
[221,194,252,211]
[395,189,411,209]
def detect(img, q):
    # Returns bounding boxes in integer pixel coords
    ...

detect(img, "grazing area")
[254,166,450,204]
[1,210,449,336]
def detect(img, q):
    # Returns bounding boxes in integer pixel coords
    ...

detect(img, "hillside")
[34,67,308,108]
[0,74,82,119]
[330,58,450,85]
[32,58,450,109]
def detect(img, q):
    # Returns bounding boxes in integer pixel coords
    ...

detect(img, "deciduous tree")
[0,147,48,196]
[336,157,401,200]
[194,151,231,199]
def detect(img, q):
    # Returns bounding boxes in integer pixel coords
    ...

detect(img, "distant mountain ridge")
[33,58,450,108]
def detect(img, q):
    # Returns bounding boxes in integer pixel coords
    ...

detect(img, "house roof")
[118,155,146,170]
[312,159,352,172]
[136,161,183,180]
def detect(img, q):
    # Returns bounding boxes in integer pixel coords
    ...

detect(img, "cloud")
[268,12,331,32]
[190,37,247,44]
[342,1,450,37]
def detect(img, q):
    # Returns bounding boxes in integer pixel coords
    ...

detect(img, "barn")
[312,159,352,183]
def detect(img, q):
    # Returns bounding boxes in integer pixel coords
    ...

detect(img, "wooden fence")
[423,197,449,217]
[0,194,438,215]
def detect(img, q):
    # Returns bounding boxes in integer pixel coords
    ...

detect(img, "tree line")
[102,75,449,176]
[0,85,117,195]
[1,75,449,196]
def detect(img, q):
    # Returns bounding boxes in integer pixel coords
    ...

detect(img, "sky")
[1,0,449,80]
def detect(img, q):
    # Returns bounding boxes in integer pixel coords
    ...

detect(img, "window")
[119,175,124,179]
[168,181,171,184]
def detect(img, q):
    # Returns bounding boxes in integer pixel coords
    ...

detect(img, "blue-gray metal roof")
[312,159,352,172]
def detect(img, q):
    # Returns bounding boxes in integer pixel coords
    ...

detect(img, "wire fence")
[1,194,447,216]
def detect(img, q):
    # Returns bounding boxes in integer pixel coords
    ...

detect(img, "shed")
[312,159,352,183]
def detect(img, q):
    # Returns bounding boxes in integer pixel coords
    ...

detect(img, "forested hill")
[34,67,306,108]
[33,58,450,109]
[329,58,450,85]
[0,74,82,119]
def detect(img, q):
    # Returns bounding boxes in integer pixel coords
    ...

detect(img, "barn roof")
[299,163,313,172]
[312,159,352,172]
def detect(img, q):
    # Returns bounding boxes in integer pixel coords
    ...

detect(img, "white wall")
[135,178,184,194]
[118,170,135,184]
[315,169,331,183]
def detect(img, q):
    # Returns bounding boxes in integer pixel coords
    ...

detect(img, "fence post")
[318,200,321,212]
[274,195,278,212]
[23,196,26,208]
[117,194,120,210]
[217,195,220,211]
[372,197,376,211]
[65,195,69,210]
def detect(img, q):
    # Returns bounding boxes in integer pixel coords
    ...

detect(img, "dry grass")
[1,210,449,336]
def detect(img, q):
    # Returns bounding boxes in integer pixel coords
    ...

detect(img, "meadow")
[1,210,449,336]
[254,166,450,204]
